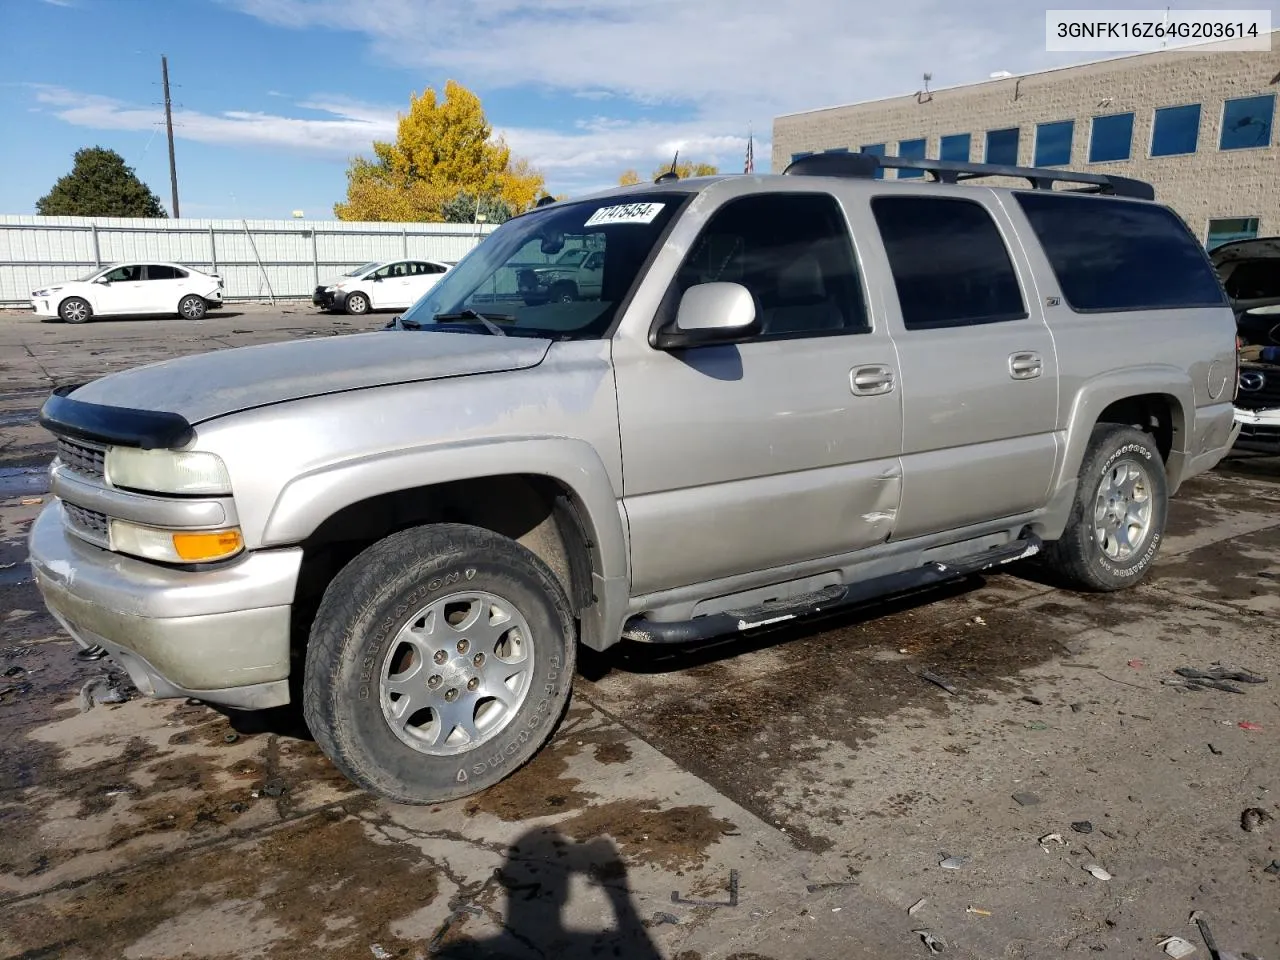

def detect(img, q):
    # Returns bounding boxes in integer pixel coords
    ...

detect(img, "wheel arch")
[268,438,629,655]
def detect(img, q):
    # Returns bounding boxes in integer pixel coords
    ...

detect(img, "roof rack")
[781,152,1155,200]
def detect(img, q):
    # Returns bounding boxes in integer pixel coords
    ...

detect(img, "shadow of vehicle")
[432,827,661,960]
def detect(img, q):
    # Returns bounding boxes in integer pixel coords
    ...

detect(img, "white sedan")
[31,261,224,324]
[313,258,452,315]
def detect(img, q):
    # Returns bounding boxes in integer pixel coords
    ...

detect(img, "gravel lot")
[1,305,1278,960]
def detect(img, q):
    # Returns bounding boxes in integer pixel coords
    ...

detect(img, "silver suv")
[29,154,1242,804]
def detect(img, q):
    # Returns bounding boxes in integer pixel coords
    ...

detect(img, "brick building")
[772,33,1280,248]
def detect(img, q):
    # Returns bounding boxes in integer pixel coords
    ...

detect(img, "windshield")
[344,261,383,277]
[397,193,689,339]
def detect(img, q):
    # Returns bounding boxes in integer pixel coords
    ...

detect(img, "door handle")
[850,364,894,396]
[1009,351,1043,380]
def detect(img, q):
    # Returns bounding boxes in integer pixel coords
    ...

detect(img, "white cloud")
[27,84,768,194]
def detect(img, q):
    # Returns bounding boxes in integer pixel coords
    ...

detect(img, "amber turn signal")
[172,529,244,562]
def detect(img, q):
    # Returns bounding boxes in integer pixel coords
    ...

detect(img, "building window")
[897,137,927,178]
[1088,112,1134,162]
[985,127,1019,166]
[860,142,886,179]
[790,151,814,163]
[824,147,850,153]
[1150,103,1201,156]
[940,133,971,162]
[1034,120,1074,166]
[1220,94,1275,150]
[1206,217,1260,250]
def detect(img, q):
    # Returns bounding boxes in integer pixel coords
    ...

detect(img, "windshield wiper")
[432,309,512,336]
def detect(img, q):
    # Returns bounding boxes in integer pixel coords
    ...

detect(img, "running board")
[620,536,1042,645]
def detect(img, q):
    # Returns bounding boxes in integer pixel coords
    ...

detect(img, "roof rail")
[781,152,1155,200]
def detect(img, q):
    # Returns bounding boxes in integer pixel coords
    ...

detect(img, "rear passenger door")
[406,261,447,304]
[870,193,1059,540]
[142,264,187,314]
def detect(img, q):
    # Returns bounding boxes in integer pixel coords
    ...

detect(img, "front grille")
[63,502,109,543]
[56,438,106,480]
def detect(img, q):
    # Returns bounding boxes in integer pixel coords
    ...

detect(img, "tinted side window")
[871,196,1026,330]
[1014,192,1227,312]
[104,265,142,282]
[146,265,185,280]
[674,193,869,338]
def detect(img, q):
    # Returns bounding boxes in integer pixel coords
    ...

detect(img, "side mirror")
[654,282,760,350]
[93,276,109,284]
[540,231,565,255]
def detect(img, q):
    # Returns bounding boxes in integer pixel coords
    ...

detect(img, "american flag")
[744,131,754,174]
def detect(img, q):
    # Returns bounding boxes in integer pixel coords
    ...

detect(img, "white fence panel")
[0,215,497,305]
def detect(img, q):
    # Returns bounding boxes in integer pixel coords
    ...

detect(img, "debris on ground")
[3,665,24,678]
[672,869,739,907]
[1070,702,1084,713]
[1239,722,1263,731]
[1208,744,1223,755]
[1071,821,1094,834]
[1128,659,1144,668]
[1027,721,1049,730]
[223,733,240,744]
[912,929,946,955]
[78,673,134,712]
[908,897,927,916]
[938,855,970,870]
[1241,808,1274,833]
[651,912,680,926]
[805,881,858,892]
[1021,696,1044,705]
[261,778,288,798]
[20,497,43,505]
[1039,833,1066,848]
[911,668,959,695]
[1159,935,1197,958]
[1262,860,1280,876]
[370,945,392,960]
[75,644,109,662]
[1083,863,1112,881]
[1176,666,1267,684]
[972,616,986,626]
[1011,792,1041,807]
[965,906,991,917]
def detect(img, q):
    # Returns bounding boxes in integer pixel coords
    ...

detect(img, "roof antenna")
[655,149,680,183]
[917,72,933,104]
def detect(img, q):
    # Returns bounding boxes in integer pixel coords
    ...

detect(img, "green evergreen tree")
[36,147,168,217]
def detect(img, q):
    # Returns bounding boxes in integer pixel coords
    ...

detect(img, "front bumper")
[1233,407,1280,454]
[28,501,303,710]
[30,297,57,318]
[313,286,345,309]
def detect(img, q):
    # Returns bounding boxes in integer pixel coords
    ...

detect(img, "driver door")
[613,191,905,597]
[92,264,146,316]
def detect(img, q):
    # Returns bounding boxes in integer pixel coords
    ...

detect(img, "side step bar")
[620,536,1043,645]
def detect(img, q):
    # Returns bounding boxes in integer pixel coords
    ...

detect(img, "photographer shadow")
[433,827,662,960]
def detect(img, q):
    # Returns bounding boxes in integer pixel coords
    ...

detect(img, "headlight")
[105,447,232,495]
[109,519,244,563]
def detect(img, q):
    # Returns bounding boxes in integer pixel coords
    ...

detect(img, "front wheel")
[60,297,92,324]
[303,523,577,804]
[345,292,369,315]
[178,295,207,320]
[1042,424,1168,592]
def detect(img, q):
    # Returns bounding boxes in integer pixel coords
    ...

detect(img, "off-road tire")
[178,295,207,321]
[1042,424,1168,592]
[302,523,577,804]
[345,292,370,315]
[59,297,92,324]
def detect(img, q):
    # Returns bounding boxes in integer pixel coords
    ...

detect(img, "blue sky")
[1,0,1275,219]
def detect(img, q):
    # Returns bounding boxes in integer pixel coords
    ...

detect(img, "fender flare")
[260,436,630,648]
[1055,365,1193,493]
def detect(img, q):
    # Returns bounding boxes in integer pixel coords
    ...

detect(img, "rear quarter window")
[1014,192,1226,312]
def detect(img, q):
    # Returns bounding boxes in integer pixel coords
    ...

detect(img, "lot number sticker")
[584,202,665,227]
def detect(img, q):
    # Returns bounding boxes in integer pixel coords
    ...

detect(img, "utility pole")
[161,55,180,218]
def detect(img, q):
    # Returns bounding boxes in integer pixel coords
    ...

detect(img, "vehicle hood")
[1209,236,1280,267]
[65,330,552,424]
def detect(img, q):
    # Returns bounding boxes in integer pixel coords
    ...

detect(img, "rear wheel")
[303,523,577,803]
[178,295,207,320]
[1042,424,1168,591]
[345,292,370,315]
[59,297,92,324]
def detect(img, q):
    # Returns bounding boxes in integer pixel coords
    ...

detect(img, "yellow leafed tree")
[617,161,718,186]
[335,80,546,222]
